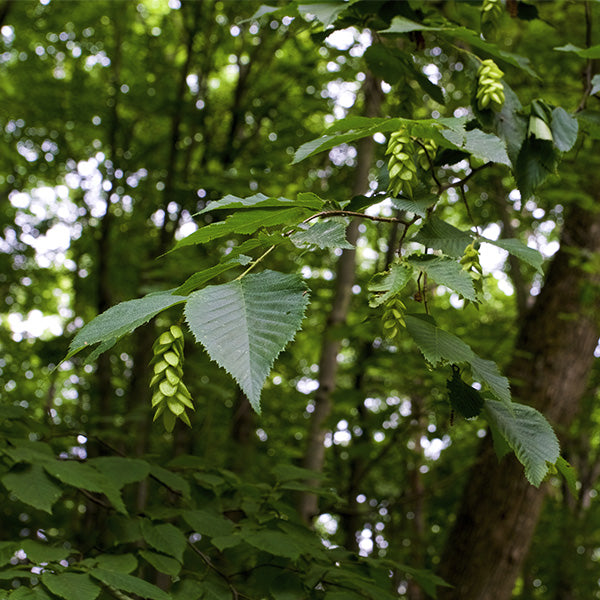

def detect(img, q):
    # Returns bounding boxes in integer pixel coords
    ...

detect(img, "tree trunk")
[299,73,383,524]
[438,202,600,599]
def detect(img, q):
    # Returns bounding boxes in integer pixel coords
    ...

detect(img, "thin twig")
[188,542,246,600]
[439,162,491,193]
[413,138,443,192]
[459,184,478,233]
[396,215,419,256]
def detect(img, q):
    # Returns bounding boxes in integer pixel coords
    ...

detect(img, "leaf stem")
[235,245,276,280]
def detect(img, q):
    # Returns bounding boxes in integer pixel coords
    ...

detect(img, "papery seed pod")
[476,59,505,111]
[149,324,195,430]
[387,129,417,198]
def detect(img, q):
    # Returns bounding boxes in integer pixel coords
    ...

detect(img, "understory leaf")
[42,460,127,515]
[41,573,100,600]
[66,290,186,361]
[183,509,236,538]
[21,540,71,563]
[88,457,150,488]
[484,399,560,486]
[139,550,181,577]
[2,464,62,513]
[185,270,309,412]
[140,520,186,563]
[90,568,171,600]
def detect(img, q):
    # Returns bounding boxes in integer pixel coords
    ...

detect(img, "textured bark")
[438,202,600,600]
[299,74,383,524]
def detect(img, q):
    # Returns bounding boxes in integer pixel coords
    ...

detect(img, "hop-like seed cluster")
[476,59,505,111]
[481,0,503,33]
[150,325,194,432]
[460,242,483,300]
[386,130,417,197]
[382,296,407,340]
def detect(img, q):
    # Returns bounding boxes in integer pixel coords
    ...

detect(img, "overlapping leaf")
[484,399,560,486]
[66,290,187,361]
[185,270,309,412]
[404,315,510,405]
[408,255,477,301]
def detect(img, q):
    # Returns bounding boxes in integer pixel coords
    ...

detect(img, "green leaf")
[555,456,578,498]
[66,290,186,361]
[185,270,309,412]
[241,529,302,560]
[408,255,477,301]
[483,399,560,486]
[462,130,511,166]
[368,262,413,307]
[405,315,510,405]
[390,195,436,218]
[381,19,537,77]
[380,15,440,33]
[551,107,578,152]
[412,217,472,257]
[183,510,236,538]
[591,74,600,96]
[94,553,138,573]
[87,457,150,488]
[9,587,53,599]
[404,315,474,366]
[397,564,453,598]
[140,520,186,563]
[554,43,600,59]
[149,465,191,499]
[197,192,324,214]
[174,257,249,296]
[469,356,511,406]
[515,138,559,199]
[173,207,309,251]
[21,540,71,564]
[139,550,181,577]
[0,542,17,568]
[41,573,100,600]
[480,237,544,274]
[290,220,354,250]
[90,568,171,600]
[446,367,484,419]
[42,461,127,515]
[2,464,62,513]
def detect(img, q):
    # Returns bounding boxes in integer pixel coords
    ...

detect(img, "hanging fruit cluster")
[150,325,194,431]
[386,129,417,197]
[480,0,503,36]
[382,296,407,341]
[476,59,505,111]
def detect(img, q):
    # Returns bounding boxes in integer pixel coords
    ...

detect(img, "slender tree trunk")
[438,202,600,599]
[298,74,383,524]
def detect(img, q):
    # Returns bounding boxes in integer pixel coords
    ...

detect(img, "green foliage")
[3,0,597,598]
[185,270,310,412]
[484,400,560,486]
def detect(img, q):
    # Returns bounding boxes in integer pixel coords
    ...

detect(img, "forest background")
[1,1,600,599]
